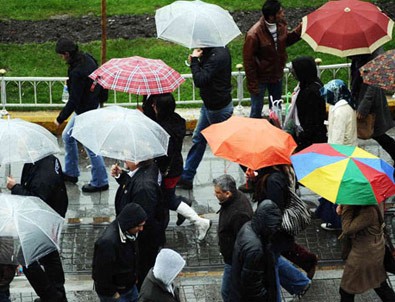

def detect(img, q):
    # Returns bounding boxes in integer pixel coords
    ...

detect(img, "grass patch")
[1,0,339,20]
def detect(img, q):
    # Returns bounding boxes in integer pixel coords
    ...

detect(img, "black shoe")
[63,174,78,183]
[82,184,109,193]
[176,178,193,190]
[176,196,192,226]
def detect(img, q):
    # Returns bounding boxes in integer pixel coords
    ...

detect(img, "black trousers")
[23,250,66,302]
[340,280,395,302]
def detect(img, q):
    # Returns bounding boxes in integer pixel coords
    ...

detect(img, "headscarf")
[320,79,356,109]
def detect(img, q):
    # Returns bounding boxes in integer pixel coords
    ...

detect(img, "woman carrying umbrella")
[337,204,395,301]
[315,79,357,231]
[144,93,211,242]
[350,47,395,170]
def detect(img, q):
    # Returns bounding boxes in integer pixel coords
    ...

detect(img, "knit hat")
[55,38,78,54]
[117,203,147,232]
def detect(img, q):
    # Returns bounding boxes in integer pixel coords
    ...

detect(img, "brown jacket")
[243,17,301,94]
[340,205,386,294]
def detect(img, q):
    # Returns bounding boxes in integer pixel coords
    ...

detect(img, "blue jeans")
[62,114,108,187]
[221,264,232,302]
[181,102,233,182]
[98,285,138,302]
[275,256,310,302]
[250,81,283,118]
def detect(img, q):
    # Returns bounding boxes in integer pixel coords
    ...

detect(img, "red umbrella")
[201,116,297,170]
[360,49,395,92]
[89,56,185,95]
[301,0,394,57]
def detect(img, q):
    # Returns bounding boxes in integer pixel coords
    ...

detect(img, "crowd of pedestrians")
[1,0,394,301]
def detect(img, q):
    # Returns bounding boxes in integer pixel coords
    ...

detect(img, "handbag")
[281,188,311,236]
[357,113,375,139]
[373,206,395,274]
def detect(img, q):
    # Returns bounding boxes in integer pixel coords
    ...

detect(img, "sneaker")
[320,222,341,231]
[176,178,193,190]
[82,184,109,193]
[63,174,78,184]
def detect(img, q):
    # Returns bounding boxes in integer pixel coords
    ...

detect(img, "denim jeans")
[275,256,310,302]
[181,102,233,182]
[62,114,108,187]
[249,81,283,118]
[98,285,138,302]
[221,264,232,302]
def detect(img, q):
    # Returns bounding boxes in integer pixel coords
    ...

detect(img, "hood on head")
[153,248,185,286]
[291,56,318,85]
[55,38,78,54]
[116,203,147,232]
[251,199,282,237]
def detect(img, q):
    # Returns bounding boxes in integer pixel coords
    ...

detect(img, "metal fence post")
[234,63,244,116]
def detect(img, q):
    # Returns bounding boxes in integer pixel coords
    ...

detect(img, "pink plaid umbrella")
[89,56,185,95]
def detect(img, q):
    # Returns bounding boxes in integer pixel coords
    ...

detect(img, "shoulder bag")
[281,188,311,236]
[357,113,375,139]
[374,206,395,274]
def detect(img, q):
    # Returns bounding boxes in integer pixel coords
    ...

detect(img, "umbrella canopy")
[89,56,185,95]
[360,49,395,92]
[155,0,241,49]
[0,194,64,266]
[201,116,297,170]
[71,106,170,163]
[291,143,395,205]
[301,0,394,57]
[0,118,60,165]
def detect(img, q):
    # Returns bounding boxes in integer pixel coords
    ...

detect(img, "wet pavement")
[1,108,395,301]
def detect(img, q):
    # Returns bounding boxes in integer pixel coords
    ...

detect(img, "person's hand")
[111,163,123,178]
[191,48,203,58]
[356,111,366,120]
[245,168,258,181]
[336,205,343,216]
[54,119,60,127]
[6,176,16,190]
[112,292,120,299]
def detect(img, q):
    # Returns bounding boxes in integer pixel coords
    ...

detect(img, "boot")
[176,196,192,226]
[176,202,212,241]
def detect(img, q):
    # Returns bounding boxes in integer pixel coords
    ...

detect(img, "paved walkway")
[1,107,395,301]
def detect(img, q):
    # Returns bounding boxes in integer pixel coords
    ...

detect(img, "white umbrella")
[71,106,170,163]
[155,0,241,49]
[0,118,60,165]
[0,194,64,267]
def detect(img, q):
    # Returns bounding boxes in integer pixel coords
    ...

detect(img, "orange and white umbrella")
[201,116,297,170]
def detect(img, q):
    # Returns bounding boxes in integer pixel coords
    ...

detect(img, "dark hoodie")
[230,200,282,302]
[291,56,327,151]
[92,203,147,297]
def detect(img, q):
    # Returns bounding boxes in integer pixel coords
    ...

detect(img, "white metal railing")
[0,63,351,109]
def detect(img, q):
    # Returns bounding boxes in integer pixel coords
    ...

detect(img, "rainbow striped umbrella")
[291,143,395,205]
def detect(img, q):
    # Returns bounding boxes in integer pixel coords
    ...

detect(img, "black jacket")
[230,201,281,302]
[218,190,253,264]
[190,47,232,110]
[92,222,139,296]
[11,155,68,217]
[56,52,102,124]
[138,269,180,302]
[114,163,165,248]
[292,57,327,151]
[155,112,186,178]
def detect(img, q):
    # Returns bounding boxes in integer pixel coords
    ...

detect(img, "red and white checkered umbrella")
[89,56,185,95]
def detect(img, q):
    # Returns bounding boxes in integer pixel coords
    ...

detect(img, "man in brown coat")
[243,0,301,118]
